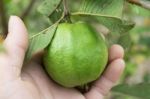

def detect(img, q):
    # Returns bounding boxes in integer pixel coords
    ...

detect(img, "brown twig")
[0,0,8,36]
[63,0,72,23]
[127,0,150,10]
[21,0,36,20]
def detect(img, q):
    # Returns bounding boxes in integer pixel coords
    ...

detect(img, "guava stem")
[63,0,72,23]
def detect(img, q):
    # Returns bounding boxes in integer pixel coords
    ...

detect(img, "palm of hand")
[20,60,85,99]
[1,52,123,99]
[0,16,124,99]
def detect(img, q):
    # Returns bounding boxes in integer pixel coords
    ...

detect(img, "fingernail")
[8,16,16,33]
[8,16,27,34]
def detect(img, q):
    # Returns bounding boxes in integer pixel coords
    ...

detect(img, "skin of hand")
[0,16,125,99]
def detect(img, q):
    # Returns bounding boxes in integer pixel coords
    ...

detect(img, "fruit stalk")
[63,0,72,23]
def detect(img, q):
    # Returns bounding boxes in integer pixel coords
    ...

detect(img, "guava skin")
[43,22,108,87]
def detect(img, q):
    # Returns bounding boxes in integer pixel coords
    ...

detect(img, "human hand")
[0,16,125,99]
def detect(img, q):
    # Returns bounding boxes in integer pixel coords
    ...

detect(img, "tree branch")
[0,0,8,36]
[63,0,72,23]
[21,0,36,20]
[127,0,150,10]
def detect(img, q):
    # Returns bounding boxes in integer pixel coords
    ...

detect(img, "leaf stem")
[30,10,65,39]
[127,0,150,10]
[63,0,72,23]
[71,12,122,20]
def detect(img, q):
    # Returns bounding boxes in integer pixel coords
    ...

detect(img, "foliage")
[0,0,150,98]
[112,83,150,99]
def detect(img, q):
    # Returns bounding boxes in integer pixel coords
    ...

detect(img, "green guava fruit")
[43,22,108,87]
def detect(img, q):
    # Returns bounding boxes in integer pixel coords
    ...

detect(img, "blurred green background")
[0,0,150,99]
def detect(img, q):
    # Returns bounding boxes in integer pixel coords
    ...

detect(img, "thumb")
[0,16,28,83]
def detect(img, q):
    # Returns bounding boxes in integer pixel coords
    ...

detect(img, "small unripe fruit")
[43,22,108,87]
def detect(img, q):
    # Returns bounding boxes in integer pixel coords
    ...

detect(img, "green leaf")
[25,24,58,61]
[97,17,134,33]
[4,0,11,3]
[79,0,123,18]
[38,0,62,16]
[112,83,150,99]
[72,0,135,33]
[117,33,132,51]
[106,32,132,51]
[49,2,64,23]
